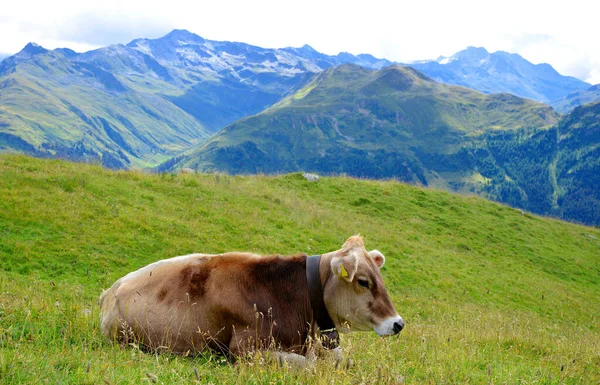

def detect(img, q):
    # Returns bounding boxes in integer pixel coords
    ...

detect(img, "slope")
[1,155,599,384]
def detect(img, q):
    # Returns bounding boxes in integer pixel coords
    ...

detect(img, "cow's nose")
[393,320,404,334]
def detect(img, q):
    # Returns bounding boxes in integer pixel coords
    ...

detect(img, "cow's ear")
[368,250,385,269]
[331,253,358,282]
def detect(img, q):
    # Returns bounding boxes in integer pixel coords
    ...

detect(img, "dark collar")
[306,255,339,349]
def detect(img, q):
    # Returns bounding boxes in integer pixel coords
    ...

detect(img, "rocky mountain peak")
[452,46,489,62]
[162,29,205,44]
[19,42,48,57]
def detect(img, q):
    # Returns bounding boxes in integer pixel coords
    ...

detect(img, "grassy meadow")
[0,154,599,384]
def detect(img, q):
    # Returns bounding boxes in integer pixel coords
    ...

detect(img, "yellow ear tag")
[341,264,349,278]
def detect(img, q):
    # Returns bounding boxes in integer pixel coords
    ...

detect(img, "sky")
[1,0,599,84]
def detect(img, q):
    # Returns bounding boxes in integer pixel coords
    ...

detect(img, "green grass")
[1,154,599,384]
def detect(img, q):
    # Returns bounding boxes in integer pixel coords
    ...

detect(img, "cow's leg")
[273,351,314,369]
[326,346,344,362]
[325,347,355,370]
[228,328,314,369]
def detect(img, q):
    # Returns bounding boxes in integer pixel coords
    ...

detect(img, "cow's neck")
[306,254,339,349]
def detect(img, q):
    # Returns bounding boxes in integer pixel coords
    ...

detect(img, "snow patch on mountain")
[438,57,455,65]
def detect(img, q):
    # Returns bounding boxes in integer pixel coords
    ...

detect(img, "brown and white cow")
[99,236,403,362]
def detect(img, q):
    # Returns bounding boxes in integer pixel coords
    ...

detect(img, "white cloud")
[0,0,598,84]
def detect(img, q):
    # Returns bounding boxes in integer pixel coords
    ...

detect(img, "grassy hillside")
[1,155,599,384]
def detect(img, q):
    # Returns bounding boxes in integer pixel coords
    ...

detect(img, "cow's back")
[99,252,309,355]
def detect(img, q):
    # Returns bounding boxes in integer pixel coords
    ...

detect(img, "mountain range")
[1,31,597,168]
[409,47,591,104]
[1,29,600,224]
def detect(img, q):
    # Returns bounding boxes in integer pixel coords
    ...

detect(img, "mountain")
[409,47,590,104]
[0,30,395,167]
[163,64,558,188]
[119,29,393,131]
[118,29,317,131]
[0,43,210,169]
[551,84,600,113]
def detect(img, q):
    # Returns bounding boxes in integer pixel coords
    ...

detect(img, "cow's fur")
[99,236,403,360]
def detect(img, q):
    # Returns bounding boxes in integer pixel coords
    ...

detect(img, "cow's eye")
[357,279,370,289]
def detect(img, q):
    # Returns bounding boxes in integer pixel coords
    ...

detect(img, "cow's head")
[323,236,404,336]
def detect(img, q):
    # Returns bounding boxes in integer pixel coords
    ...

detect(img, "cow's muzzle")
[393,319,404,334]
[374,315,405,336]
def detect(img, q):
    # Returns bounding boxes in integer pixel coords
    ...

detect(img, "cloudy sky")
[1,0,598,84]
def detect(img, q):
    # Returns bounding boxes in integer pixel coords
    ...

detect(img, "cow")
[99,235,404,364]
